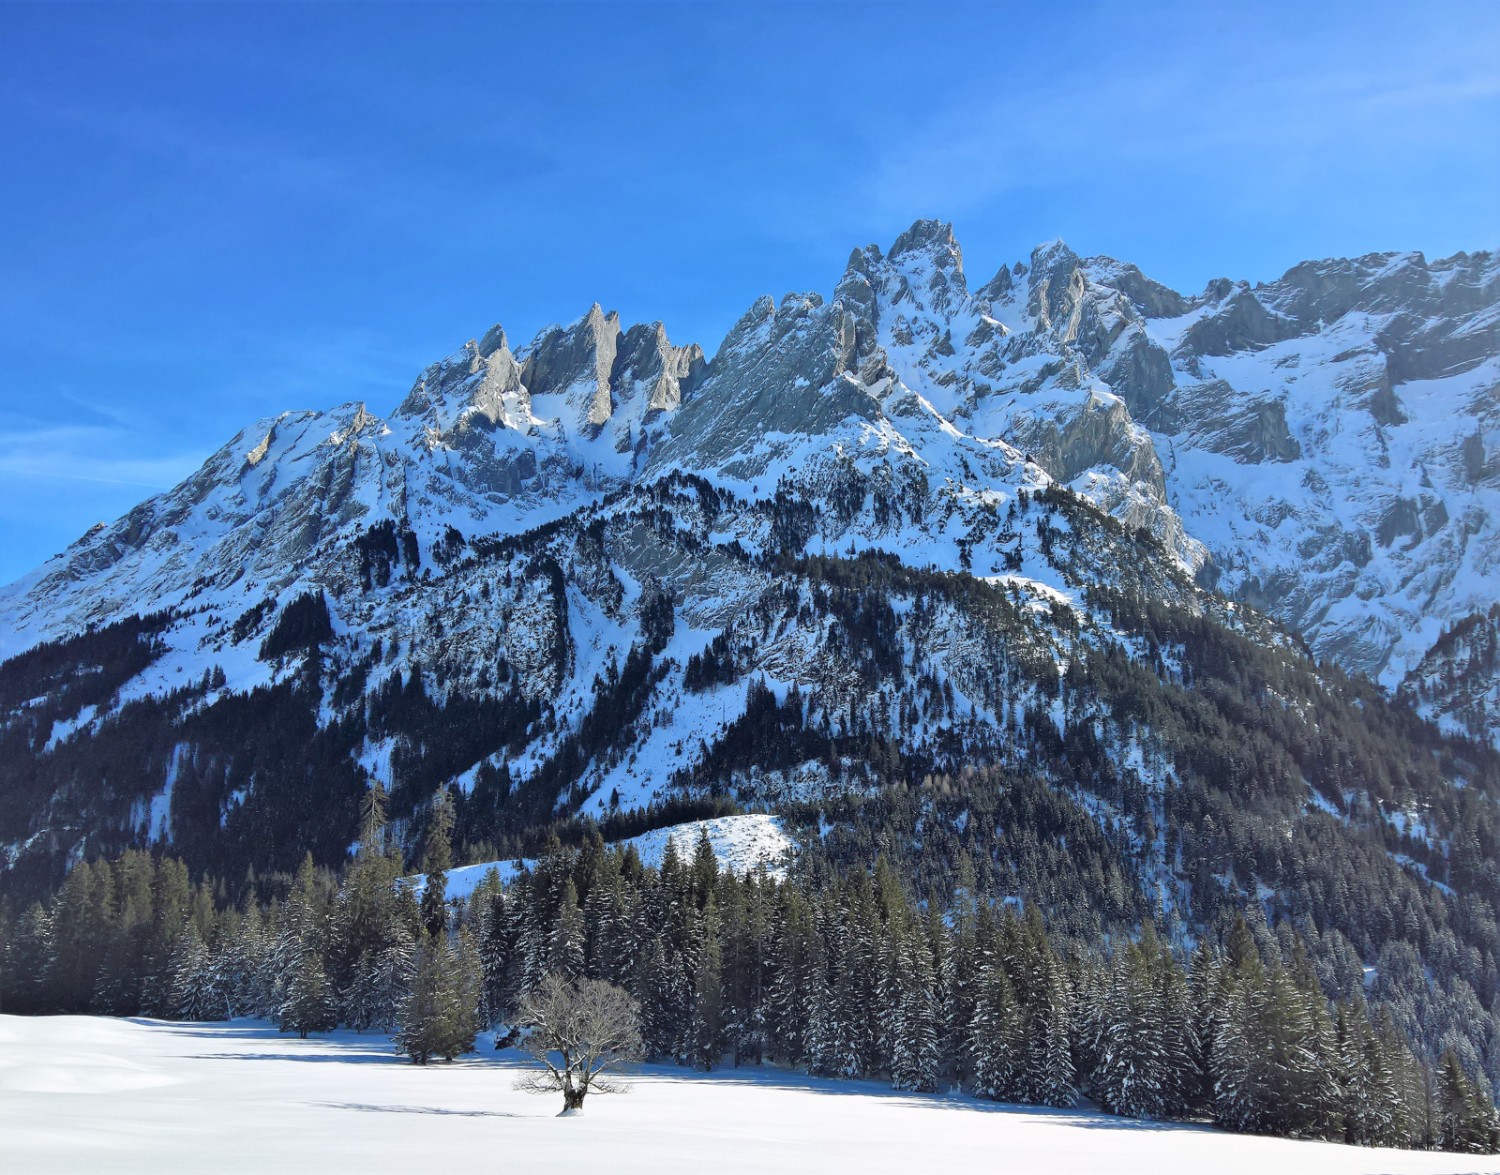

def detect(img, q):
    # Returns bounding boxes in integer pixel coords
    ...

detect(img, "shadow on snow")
[133,1020,1233,1139]
[314,1102,533,1119]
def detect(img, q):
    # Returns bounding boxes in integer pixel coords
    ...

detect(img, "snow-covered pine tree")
[549,879,585,980]
[1438,1049,1500,1153]
[1093,939,1168,1118]
[1156,945,1200,1118]
[764,890,816,1067]
[1212,955,1337,1138]
[1337,999,1370,1145]
[581,868,613,982]
[279,945,336,1039]
[1187,938,1228,1113]
[689,897,725,1070]
[167,922,213,1021]
[970,953,1025,1101]
[888,924,940,1092]
[632,934,680,1061]
[344,949,383,1032]
[332,782,408,1021]
[689,826,719,905]
[418,786,455,941]
[395,930,481,1064]
[230,902,274,1018]
[139,857,193,1018]
[471,869,512,1026]
[818,906,871,1079]
[1283,968,1341,1138]
[1022,948,1076,1107]
[934,856,979,1083]
[1211,966,1260,1132]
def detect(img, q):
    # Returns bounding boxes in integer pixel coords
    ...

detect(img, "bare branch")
[514,974,644,1111]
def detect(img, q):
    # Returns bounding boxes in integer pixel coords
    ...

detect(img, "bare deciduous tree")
[514,974,643,1114]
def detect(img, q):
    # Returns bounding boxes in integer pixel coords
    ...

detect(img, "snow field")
[418,813,795,902]
[0,1015,1490,1175]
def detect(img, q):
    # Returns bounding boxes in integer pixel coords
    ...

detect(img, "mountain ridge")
[7,222,1493,728]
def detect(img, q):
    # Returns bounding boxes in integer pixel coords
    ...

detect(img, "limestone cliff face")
[816,225,1498,727]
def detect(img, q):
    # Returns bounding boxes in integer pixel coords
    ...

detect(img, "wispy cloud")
[0,423,206,491]
[861,12,1500,224]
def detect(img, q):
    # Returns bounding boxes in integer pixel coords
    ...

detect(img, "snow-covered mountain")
[0,216,1496,904]
[831,222,1499,733]
[5,221,1494,734]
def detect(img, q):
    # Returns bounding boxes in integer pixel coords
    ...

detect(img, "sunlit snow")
[0,1016,1485,1175]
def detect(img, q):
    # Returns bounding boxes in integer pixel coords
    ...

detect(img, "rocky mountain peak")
[478,322,509,357]
[1026,239,1088,337]
[521,303,622,434]
[612,320,706,420]
[888,218,961,267]
[1080,257,1191,320]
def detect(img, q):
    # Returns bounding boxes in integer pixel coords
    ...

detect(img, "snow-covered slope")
[811,224,1498,734]
[422,814,794,901]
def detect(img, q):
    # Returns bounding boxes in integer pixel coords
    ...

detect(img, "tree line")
[2,788,1495,1155]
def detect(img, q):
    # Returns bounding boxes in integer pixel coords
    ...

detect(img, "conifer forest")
[4,781,1497,1154]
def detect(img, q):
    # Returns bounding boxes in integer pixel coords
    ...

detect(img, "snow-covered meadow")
[1,1015,1491,1175]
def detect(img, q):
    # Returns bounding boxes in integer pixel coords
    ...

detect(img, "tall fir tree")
[419,787,456,941]
[279,945,336,1039]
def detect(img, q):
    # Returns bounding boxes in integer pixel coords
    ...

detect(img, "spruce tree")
[1095,942,1168,1118]
[970,955,1025,1101]
[889,925,940,1092]
[279,945,336,1038]
[689,898,725,1070]
[419,787,456,941]
[550,879,585,980]
[396,931,481,1065]
[168,923,213,1021]
[1438,1050,1500,1153]
[472,869,512,1026]
[1026,952,1076,1107]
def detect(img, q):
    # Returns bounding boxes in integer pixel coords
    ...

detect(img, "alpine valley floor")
[1,1016,1493,1175]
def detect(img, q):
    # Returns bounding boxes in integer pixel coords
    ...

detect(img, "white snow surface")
[420,814,794,902]
[622,812,793,875]
[0,1015,1486,1175]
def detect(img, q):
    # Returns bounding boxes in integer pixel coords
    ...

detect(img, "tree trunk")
[563,1086,586,1112]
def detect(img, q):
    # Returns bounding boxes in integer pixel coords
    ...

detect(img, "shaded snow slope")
[1,1016,1485,1175]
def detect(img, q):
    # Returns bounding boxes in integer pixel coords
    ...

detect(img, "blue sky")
[2,0,1497,585]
